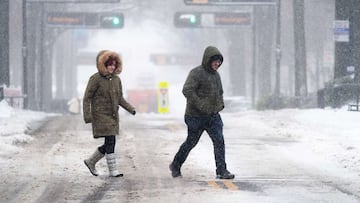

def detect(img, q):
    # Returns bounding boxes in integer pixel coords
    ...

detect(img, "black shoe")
[169,163,182,178]
[216,170,235,179]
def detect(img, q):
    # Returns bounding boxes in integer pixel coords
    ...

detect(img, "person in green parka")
[83,50,136,177]
[169,46,235,179]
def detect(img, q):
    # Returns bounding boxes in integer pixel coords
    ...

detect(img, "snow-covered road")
[0,101,360,202]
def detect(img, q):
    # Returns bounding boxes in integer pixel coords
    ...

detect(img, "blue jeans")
[172,113,227,174]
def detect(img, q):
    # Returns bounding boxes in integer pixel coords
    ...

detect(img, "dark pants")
[98,135,116,154]
[172,113,227,174]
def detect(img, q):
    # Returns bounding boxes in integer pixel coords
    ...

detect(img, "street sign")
[184,0,276,5]
[28,0,119,3]
[46,12,124,29]
[174,12,251,28]
[333,20,349,42]
[150,54,199,65]
[47,12,97,27]
[347,66,355,73]
[158,82,169,113]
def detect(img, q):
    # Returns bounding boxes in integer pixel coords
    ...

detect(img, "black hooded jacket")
[183,46,225,116]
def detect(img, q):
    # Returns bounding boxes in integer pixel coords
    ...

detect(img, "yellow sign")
[158,82,169,113]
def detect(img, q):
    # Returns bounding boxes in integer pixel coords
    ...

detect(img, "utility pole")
[335,0,360,82]
[352,0,360,83]
[274,0,281,99]
[22,0,28,108]
[293,0,307,98]
[0,0,10,87]
[251,7,257,108]
[334,0,351,80]
[256,6,275,100]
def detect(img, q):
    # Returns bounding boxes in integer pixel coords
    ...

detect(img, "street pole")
[293,0,307,98]
[251,7,257,109]
[350,0,360,83]
[39,3,45,111]
[0,0,10,87]
[274,0,281,108]
[22,0,28,108]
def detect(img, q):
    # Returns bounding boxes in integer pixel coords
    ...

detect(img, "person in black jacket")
[169,46,235,179]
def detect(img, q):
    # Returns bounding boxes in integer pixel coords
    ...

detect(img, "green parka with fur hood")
[183,46,225,116]
[83,50,135,138]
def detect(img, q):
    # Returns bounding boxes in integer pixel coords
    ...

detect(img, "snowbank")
[0,100,51,157]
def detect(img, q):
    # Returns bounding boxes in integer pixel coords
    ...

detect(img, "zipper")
[109,77,115,117]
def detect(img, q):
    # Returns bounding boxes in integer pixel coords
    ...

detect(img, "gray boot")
[84,149,105,176]
[106,153,123,177]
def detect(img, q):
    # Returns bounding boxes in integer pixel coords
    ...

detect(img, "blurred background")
[1,0,359,113]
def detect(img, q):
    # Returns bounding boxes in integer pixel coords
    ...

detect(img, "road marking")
[207,180,221,189]
[207,180,239,190]
[222,180,239,190]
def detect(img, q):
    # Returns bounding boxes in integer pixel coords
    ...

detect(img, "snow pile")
[0,100,50,156]
[221,108,360,178]
[293,108,360,175]
[0,100,12,118]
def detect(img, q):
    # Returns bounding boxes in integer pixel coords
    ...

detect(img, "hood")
[201,46,223,72]
[96,50,122,76]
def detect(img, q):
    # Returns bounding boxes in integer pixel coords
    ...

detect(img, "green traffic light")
[100,13,124,29]
[175,13,200,27]
[189,15,197,24]
[112,17,121,25]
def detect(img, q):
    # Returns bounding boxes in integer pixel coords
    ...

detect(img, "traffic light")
[174,12,201,28]
[100,13,124,29]
[174,12,252,28]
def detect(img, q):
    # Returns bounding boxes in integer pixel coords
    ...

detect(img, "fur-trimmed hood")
[96,50,122,76]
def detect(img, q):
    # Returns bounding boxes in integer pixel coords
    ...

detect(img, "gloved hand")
[131,109,136,115]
